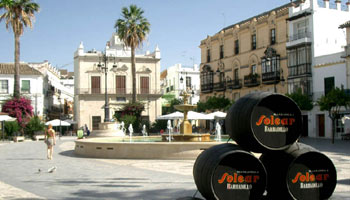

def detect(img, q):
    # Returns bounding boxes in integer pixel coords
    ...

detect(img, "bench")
[13,136,24,142]
[341,133,350,140]
[33,135,45,141]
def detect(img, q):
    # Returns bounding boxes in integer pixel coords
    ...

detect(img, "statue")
[215,122,222,141]
[142,124,147,137]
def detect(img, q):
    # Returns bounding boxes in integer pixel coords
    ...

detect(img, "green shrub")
[25,116,45,138]
[150,120,167,133]
[4,121,20,138]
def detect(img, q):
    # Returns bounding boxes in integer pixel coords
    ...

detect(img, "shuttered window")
[140,77,149,94]
[0,80,8,93]
[116,76,126,94]
[91,76,100,94]
[21,80,30,93]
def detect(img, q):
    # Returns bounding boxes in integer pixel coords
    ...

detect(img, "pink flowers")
[2,97,33,127]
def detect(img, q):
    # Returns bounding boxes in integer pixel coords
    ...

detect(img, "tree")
[115,5,150,103]
[25,116,45,138]
[286,88,313,111]
[317,87,350,144]
[197,96,232,112]
[0,0,39,98]
[162,98,183,115]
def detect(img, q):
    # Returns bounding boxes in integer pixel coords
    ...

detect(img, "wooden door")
[116,76,126,94]
[92,116,101,130]
[318,114,325,137]
[91,76,100,94]
[140,77,149,94]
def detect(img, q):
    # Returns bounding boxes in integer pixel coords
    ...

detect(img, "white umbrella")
[45,119,70,126]
[207,111,227,119]
[0,115,16,121]
[64,119,77,124]
[188,111,214,120]
[157,111,184,120]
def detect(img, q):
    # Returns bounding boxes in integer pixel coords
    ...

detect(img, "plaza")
[0,137,349,199]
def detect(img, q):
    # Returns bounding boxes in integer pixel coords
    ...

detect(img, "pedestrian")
[44,124,56,160]
[86,126,90,136]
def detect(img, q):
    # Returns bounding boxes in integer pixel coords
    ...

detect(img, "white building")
[0,63,44,116]
[287,0,350,138]
[74,33,162,129]
[29,61,74,120]
[161,63,200,107]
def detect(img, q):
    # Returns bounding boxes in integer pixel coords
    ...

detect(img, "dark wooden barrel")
[225,92,302,152]
[260,143,337,200]
[193,143,267,200]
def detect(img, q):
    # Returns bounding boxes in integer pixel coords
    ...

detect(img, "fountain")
[162,90,211,142]
[166,120,173,142]
[89,121,125,137]
[215,122,222,142]
[141,124,147,137]
[75,91,220,160]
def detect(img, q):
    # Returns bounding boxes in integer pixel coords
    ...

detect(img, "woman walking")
[45,124,56,160]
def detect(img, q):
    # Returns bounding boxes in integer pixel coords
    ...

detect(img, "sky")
[0,0,294,72]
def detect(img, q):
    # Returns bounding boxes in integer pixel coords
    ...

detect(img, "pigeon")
[48,166,57,173]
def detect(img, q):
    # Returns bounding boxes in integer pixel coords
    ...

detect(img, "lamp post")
[97,51,117,122]
[58,95,62,138]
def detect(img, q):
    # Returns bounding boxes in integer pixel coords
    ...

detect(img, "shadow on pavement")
[338,179,350,185]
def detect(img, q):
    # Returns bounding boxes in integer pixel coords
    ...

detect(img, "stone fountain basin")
[74,136,225,160]
[174,104,197,111]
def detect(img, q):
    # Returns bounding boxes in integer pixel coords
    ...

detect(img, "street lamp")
[58,95,62,138]
[97,51,117,122]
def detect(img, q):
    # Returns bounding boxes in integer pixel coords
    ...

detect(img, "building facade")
[199,3,290,102]
[287,0,350,138]
[29,61,74,120]
[161,63,200,108]
[74,33,162,129]
[0,63,44,116]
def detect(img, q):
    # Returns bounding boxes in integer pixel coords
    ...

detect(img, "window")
[251,65,257,74]
[220,45,224,59]
[219,72,225,82]
[252,34,256,50]
[116,75,126,94]
[234,69,239,80]
[0,80,8,93]
[261,56,280,73]
[271,29,276,45]
[116,97,126,102]
[186,77,192,88]
[234,40,239,54]
[21,80,30,93]
[91,76,100,94]
[140,77,149,94]
[207,49,211,62]
[324,77,334,96]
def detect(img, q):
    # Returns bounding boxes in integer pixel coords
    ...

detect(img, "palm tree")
[0,0,39,98]
[115,4,150,103]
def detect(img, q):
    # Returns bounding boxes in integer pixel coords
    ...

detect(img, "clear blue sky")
[0,0,293,72]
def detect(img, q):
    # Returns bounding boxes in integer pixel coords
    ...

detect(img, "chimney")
[324,0,330,8]
[335,0,341,10]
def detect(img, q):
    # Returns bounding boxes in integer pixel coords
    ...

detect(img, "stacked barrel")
[193,92,337,200]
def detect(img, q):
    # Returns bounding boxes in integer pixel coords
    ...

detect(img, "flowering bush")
[2,97,33,129]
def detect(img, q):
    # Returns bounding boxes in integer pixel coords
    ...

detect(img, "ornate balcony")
[244,74,260,87]
[201,83,213,93]
[213,82,226,91]
[227,79,242,90]
[262,71,281,84]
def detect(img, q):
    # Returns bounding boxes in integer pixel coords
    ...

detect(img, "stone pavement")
[0,137,349,200]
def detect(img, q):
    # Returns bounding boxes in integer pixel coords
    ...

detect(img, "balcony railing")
[213,82,226,91]
[227,79,242,89]
[244,74,260,87]
[77,88,163,95]
[262,71,280,84]
[289,32,311,42]
[201,83,213,93]
[288,63,312,78]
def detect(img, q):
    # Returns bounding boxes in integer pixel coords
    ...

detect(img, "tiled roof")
[339,20,350,29]
[0,63,42,75]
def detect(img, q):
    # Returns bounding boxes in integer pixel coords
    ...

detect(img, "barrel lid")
[211,150,267,200]
[250,94,302,150]
[286,151,337,200]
